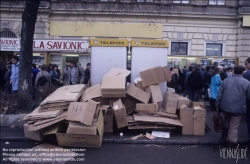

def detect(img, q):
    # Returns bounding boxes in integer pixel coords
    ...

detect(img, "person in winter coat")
[32,63,40,91]
[10,56,20,93]
[244,57,250,147]
[63,61,70,86]
[183,66,193,97]
[50,64,60,86]
[187,66,203,101]
[35,64,51,92]
[64,60,85,85]
[4,65,12,94]
[216,66,250,146]
[170,69,179,91]
[203,66,212,101]
[210,67,222,110]
[84,63,91,85]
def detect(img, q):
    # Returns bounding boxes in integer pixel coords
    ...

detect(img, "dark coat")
[84,68,90,84]
[32,68,40,86]
[50,70,59,83]
[187,71,203,90]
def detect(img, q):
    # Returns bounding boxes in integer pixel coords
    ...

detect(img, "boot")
[220,128,228,144]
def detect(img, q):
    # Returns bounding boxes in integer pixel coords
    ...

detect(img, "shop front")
[0,38,20,63]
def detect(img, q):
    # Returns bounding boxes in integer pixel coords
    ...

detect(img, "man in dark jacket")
[84,63,91,85]
[216,66,250,146]
[32,63,40,91]
[187,66,203,101]
[183,66,193,97]
[244,57,250,147]
[203,66,212,101]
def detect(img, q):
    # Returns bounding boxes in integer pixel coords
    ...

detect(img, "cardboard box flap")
[103,67,131,78]
[81,100,99,125]
[28,116,66,131]
[180,104,188,109]
[133,114,183,126]
[96,110,104,135]
[150,85,163,103]
[43,123,60,135]
[126,84,150,104]
[162,66,171,81]
[154,66,165,83]
[81,84,102,102]
[113,99,123,109]
[101,76,125,89]
[66,102,87,122]
[191,102,205,107]
[100,105,110,110]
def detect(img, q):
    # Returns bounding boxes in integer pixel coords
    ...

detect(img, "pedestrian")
[187,66,203,101]
[170,69,180,92]
[218,66,227,81]
[216,66,250,146]
[243,57,250,147]
[50,64,60,86]
[167,67,174,87]
[32,63,40,91]
[35,64,51,93]
[84,63,91,85]
[4,64,12,94]
[10,56,20,93]
[47,64,52,73]
[64,60,85,85]
[183,66,193,97]
[203,66,212,101]
[63,61,70,86]
[226,67,233,78]
[210,67,222,110]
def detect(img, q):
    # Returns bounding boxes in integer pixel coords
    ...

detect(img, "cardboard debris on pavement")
[126,83,150,104]
[110,99,128,129]
[80,84,102,102]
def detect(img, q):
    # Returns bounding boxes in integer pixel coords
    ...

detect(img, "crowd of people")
[0,56,91,94]
[168,58,250,146]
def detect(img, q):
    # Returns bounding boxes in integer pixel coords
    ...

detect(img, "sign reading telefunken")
[0,38,89,52]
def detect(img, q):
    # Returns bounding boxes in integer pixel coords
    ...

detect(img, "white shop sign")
[0,38,89,52]
[0,38,20,51]
[33,40,89,52]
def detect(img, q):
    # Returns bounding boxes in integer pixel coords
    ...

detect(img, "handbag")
[38,72,48,86]
[212,111,223,133]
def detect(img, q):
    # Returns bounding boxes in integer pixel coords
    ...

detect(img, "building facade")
[0,0,250,70]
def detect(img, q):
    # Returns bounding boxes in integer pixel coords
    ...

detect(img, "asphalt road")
[1,141,249,164]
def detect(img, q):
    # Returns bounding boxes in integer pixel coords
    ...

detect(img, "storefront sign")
[0,38,20,51]
[130,40,169,48]
[33,40,89,51]
[90,39,128,47]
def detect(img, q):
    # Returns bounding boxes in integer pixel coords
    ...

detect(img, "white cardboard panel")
[130,47,168,97]
[91,47,127,85]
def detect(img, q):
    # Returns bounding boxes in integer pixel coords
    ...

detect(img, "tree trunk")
[18,0,40,103]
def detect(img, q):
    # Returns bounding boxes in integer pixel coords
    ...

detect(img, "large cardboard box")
[67,121,97,135]
[101,107,113,132]
[193,105,206,136]
[135,103,157,114]
[163,91,179,114]
[177,96,191,109]
[110,99,128,129]
[56,111,104,148]
[126,84,150,104]
[101,76,126,97]
[23,123,47,141]
[179,104,194,135]
[149,85,163,103]
[139,66,171,87]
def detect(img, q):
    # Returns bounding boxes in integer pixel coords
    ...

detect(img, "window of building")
[171,42,188,55]
[173,0,189,3]
[137,0,153,2]
[206,43,223,56]
[0,30,17,38]
[209,0,225,5]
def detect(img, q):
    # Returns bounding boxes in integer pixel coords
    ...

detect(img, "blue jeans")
[247,101,250,139]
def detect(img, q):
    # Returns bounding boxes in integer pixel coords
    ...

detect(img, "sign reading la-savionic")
[0,38,89,52]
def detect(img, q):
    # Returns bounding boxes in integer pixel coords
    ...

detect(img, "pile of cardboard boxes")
[23,66,206,148]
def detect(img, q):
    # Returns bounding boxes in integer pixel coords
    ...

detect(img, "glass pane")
[171,42,188,55]
[173,0,181,3]
[206,43,222,56]
[209,0,216,4]
[217,0,225,5]
[182,0,189,4]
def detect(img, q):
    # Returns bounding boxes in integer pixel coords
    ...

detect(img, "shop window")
[206,43,222,56]
[209,0,225,5]
[173,0,189,3]
[171,42,188,55]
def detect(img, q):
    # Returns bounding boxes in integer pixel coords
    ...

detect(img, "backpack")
[38,72,48,86]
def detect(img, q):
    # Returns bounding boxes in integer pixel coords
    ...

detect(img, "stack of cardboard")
[22,84,85,141]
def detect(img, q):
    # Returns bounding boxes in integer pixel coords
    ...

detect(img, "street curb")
[1,137,247,145]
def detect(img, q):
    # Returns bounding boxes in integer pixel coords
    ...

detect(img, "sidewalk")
[1,101,249,145]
